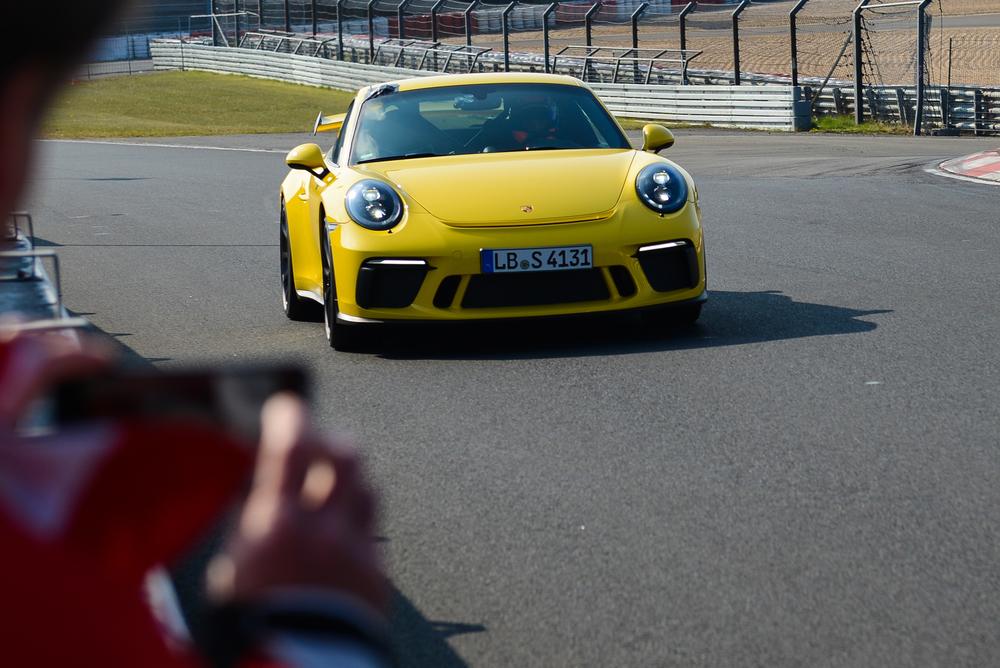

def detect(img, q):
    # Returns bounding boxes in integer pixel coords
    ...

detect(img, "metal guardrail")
[591,82,810,130]
[1,213,88,332]
[154,39,436,90]
[3,213,39,280]
[151,40,809,130]
[807,84,1000,135]
[4,213,34,245]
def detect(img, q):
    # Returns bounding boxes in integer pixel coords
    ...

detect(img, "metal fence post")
[585,3,599,47]
[397,0,411,39]
[789,0,809,88]
[973,89,984,136]
[465,0,480,46]
[542,3,558,73]
[853,0,872,124]
[865,87,878,121]
[312,0,318,35]
[368,0,377,62]
[631,2,648,50]
[947,36,952,88]
[211,0,219,46]
[284,0,291,32]
[679,2,695,84]
[914,0,931,135]
[337,0,346,59]
[731,0,749,85]
[431,0,446,42]
[679,2,694,52]
[502,2,516,72]
[235,1,242,46]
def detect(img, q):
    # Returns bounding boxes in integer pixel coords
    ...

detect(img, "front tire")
[321,229,366,352]
[280,201,320,321]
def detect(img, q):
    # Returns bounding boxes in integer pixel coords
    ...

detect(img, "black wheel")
[642,302,703,330]
[321,230,366,352]
[280,201,320,321]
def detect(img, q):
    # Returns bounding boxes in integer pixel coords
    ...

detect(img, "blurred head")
[509,96,558,142]
[1,1,126,219]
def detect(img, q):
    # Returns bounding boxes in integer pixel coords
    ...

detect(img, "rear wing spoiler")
[313,112,346,136]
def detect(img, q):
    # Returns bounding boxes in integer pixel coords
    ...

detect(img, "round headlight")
[345,179,403,230]
[635,163,688,215]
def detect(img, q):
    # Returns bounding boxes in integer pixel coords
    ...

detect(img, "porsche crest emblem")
[520,205,533,213]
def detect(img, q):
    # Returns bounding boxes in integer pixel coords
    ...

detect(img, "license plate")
[481,245,593,273]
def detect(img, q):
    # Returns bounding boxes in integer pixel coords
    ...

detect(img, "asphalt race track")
[26,130,1000,667]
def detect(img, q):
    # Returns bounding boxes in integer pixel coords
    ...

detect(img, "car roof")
[357,72,586,99]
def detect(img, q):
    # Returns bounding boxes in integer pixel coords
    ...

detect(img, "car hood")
[362,149,637,227]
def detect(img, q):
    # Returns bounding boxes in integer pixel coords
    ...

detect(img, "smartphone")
[51,363,310,443]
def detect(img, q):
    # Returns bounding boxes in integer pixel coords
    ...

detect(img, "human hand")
[0,327,112,430]
[207,394,387,615]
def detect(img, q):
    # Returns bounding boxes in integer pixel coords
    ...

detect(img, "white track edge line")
[925,166,1000,187]
[42,139,286,154]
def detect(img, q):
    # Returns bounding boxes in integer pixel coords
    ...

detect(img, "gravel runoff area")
[445,0,1000,86]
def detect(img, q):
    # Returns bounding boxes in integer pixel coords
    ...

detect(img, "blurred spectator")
[0,2,390,666]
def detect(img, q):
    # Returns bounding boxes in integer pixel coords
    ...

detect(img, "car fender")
[281,170,324,294]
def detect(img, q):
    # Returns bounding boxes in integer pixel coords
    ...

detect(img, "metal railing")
[372,38,492,72]
[239,30,340,56]
[1,213,88,332]
[552,45,703,85]
[3,213,35,278]
[190,11,262,47]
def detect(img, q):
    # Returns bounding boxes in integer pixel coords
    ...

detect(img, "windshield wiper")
[524,145,573,151]
[356,152,443,164]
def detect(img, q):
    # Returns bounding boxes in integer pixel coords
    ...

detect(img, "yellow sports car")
[279,72,705,350]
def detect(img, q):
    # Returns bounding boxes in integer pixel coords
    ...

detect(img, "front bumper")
[329,202,706,322]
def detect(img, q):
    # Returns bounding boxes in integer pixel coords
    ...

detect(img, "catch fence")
[211,0,999,84]
[145,0,1000,132]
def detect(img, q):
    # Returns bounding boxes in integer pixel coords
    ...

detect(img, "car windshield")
[349,83,630,164]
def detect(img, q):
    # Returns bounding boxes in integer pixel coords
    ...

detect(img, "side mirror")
[286,143,329,177]
[641,124,675,153]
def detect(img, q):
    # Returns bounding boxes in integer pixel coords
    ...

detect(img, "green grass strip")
[44,70,914,139]
[43,71,355,138]
[810,114,912,135]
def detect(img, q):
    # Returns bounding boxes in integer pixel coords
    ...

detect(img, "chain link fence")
[94,0,998,131]
[213,0,996,88]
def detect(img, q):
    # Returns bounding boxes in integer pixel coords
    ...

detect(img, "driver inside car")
[481,95,560,152]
